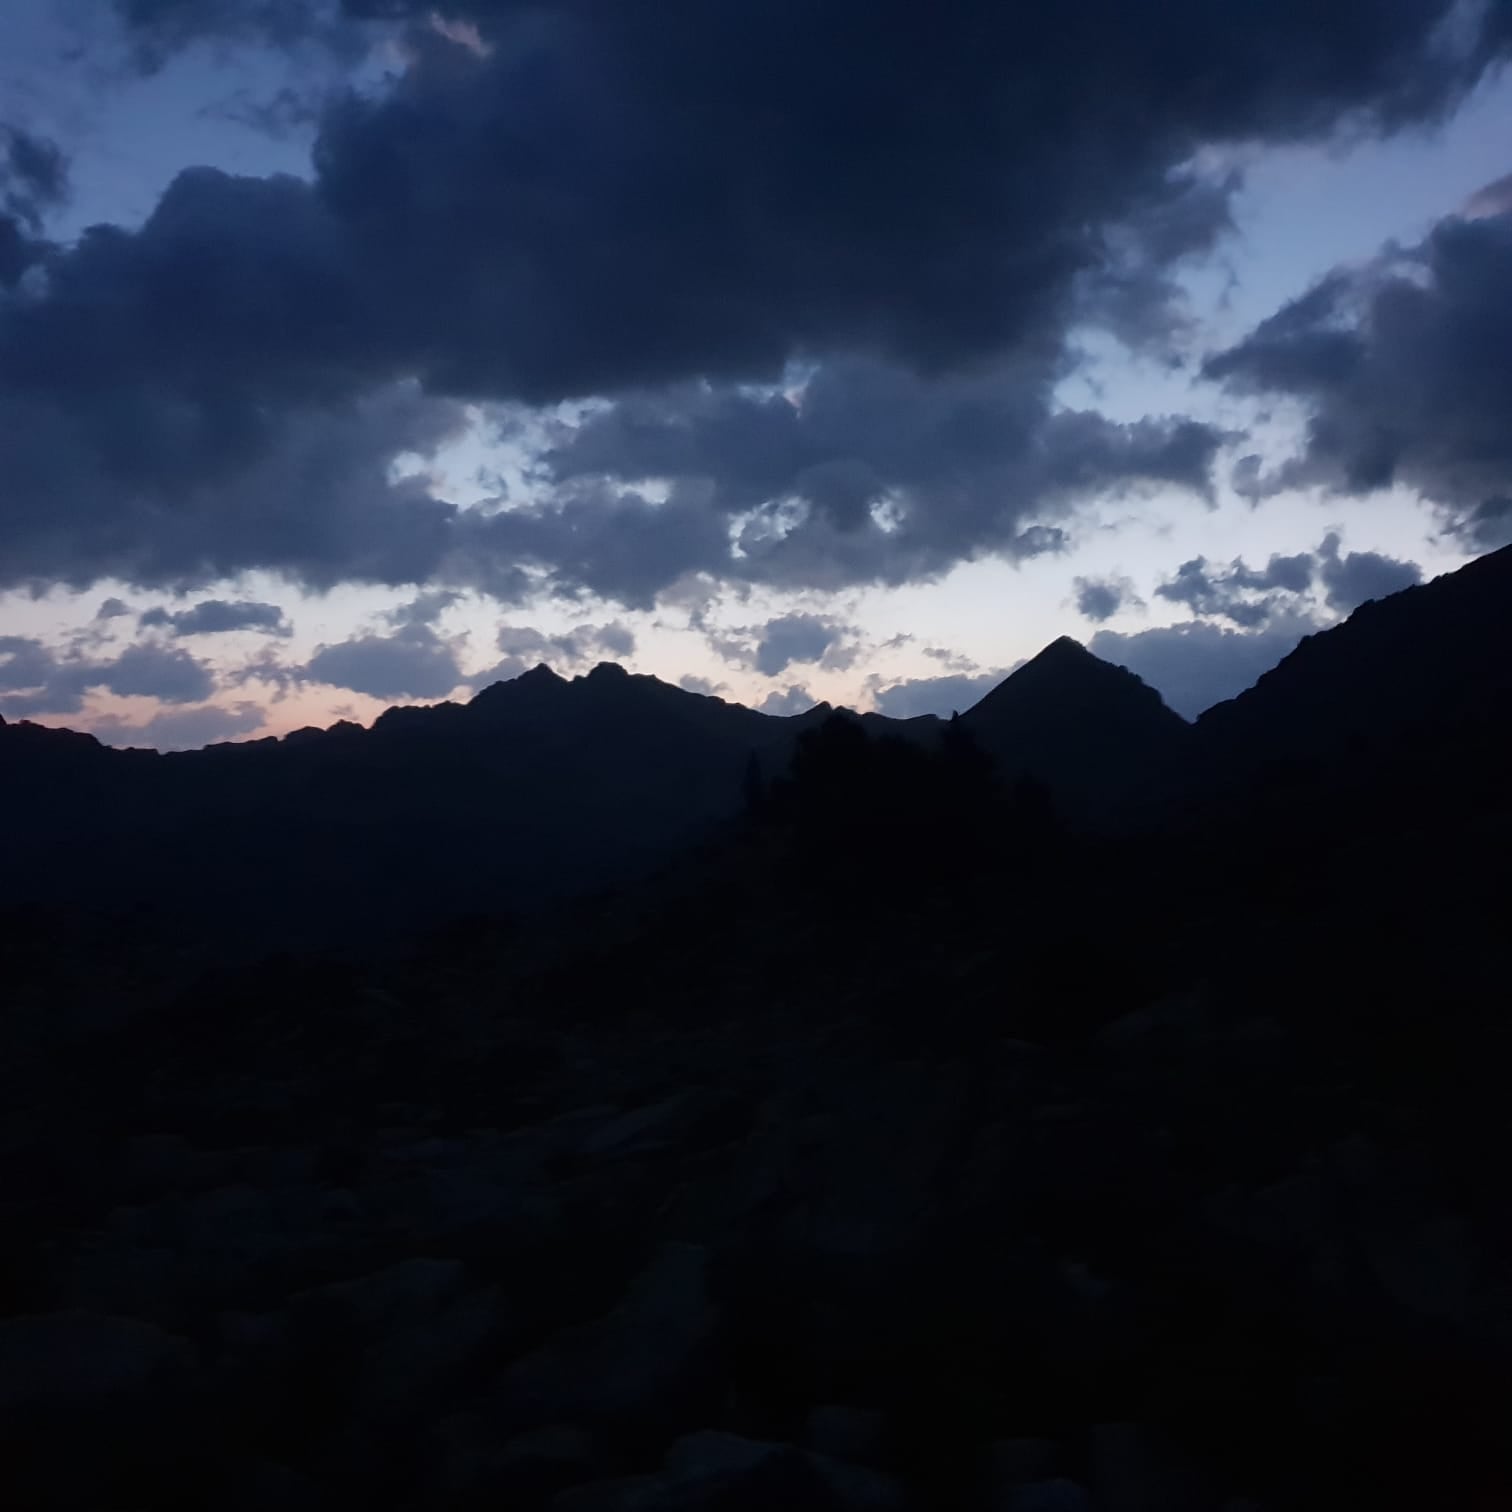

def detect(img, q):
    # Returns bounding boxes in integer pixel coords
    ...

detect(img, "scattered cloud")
[302,624,463,700]
[99,644,217,702]
[752,614,855,677]
[1155,551,1316,628]
[1074,574,1144,623]
[475,621,639,684]
[90,700,267,752]
[140,599,291,636]
[869,669,1013,720]
[0,636,217,717]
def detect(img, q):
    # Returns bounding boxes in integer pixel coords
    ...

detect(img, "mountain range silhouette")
[3,542,1509,952]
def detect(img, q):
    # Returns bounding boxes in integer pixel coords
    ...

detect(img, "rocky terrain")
[4,802,1510,1512]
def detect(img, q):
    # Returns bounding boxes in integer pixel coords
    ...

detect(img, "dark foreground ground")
[2,776,1510,1512]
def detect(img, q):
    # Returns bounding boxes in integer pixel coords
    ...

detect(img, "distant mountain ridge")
[4,543,1509,952]
[0,643,1181,950]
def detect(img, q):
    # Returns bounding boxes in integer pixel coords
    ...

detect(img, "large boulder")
[0,1312,200,1505]
[434,1421,601,1505]
[551,1432,906,1511]
[0,1310,195,1413]
[806,1404,888,1466]
[995,1481,1092,1512]
[484,1242,721,1434]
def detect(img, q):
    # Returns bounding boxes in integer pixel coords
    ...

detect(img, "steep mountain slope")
[1196,542,1512,764]
[1179,543,1512,824]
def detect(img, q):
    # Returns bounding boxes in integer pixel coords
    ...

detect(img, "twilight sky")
[2,0,1511,748]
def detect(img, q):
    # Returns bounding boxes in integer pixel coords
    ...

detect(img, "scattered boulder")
[985,1437,1059,1492]
[0,1312,201,1506]
[436,1420,600,1504]
[995,1479,1092,1512]
[666,1431,906,1511]
[486,1243,720,1433]
[549,1433,906,1512]
[294,1257,466,1336]
[359,1284,519,1421]
[807,1403,888,1465]
[1090,1423,1209,1512]
[0,1310,195,1413]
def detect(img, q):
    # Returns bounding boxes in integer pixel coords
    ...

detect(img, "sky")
[2,0,1511,747]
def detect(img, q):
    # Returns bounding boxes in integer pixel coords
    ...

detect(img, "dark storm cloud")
[1155,551,1317,628]
[1090,618,1319,719]
[1317,532,1422,610]
[1074,575,1143,623]
[140,599,291,636]
[1,123,67,287]
[456,484,736,609]
[1,124,67,222]
[0,637,216,717]
[7,0,1510,597]
[0,636,58,695]
[182,0,1512,391]
[1207,206,1512,550]
[302,623,464,699]
[113,0,355,68]
[539,361,1228,597]
[0,338,467,592]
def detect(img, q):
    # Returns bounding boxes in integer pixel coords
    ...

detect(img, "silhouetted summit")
[962,634,1187,816]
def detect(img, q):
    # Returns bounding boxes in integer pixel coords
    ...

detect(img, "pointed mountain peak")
[973,635,1165,711]
[958,633,1187,812]
[519,662,564,685]
[1035,635,1094,662]
[468,662,566,715]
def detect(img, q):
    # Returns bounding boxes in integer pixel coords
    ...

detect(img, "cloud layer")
[0,636,215,717]
[1,0,1505,605]
[1210,204,1512,551]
